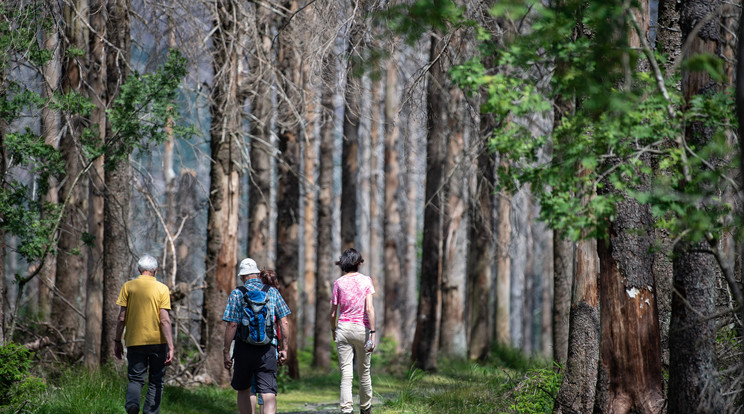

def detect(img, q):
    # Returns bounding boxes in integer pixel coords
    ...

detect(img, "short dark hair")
[335,248,364,273]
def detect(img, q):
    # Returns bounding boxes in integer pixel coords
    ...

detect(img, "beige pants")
[335,322,373,413]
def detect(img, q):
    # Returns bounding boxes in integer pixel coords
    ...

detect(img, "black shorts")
[230,341,277,394]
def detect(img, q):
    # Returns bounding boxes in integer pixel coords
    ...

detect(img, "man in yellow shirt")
[114,254,174,414]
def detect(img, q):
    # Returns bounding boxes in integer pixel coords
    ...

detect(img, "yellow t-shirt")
[116,275,171,346]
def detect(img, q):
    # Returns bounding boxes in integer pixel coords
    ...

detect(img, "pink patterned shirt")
[331,272,375,328]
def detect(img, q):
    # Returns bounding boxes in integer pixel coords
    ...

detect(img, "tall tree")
[412,32,448,371]
[101,0,131,365]
[85,0,107,369]
[54,0,90,357]
[667,1,724,411]
[594,4,664,411]
[274,0,302,379]
[382,57,406,352]
[202,0,244,384]
[247,2,276,269]
[495,166,511,347]
[312,67,337,371]
[466,139,494,360]
[39,2,61,323]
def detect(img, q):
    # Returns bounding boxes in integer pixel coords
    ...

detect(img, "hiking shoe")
[360,406,372,414]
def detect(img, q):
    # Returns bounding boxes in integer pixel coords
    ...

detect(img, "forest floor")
[11,343,556,413]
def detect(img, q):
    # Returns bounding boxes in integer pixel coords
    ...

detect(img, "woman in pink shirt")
[330,248,376,414]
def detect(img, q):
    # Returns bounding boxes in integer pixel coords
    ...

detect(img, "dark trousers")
[126,343,167,414]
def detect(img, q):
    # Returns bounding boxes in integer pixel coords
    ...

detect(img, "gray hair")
[137,254,158,273]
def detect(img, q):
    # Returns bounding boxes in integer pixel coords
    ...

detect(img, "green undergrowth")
[3,338,557,413]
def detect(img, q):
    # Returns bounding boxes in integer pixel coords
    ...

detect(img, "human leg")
[143,344,167,414]
[336,323,364,413]
[357,336,373,412]
[125,345,148,413]
[260,393,276,414]
[237,389,254,414]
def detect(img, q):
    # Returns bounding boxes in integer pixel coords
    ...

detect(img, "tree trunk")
[595,195,664,414]
[247,2,276,269]
[368,75,384,327]
[276,128,300,378]
[203,0,243,384]
[300,89,318,349]
[101,0,131,366]
[39,4,61,323]
[274,0,302,379]
[382,58,406,352]
[667,2,724,411]
[467,141,495,360]
[54,0,90,359]
[552,235,573,365]
[85,0,107,370]
[312,78,336,371]
[554,236,599,414]
[736,0,744,391]
[341,54,359,251]
[495,168,511,347]
[411,35,447,372]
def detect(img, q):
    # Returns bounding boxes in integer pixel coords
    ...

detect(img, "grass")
[5,341,555,414]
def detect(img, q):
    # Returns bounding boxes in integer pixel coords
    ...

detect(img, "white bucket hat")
[238,258,260,276]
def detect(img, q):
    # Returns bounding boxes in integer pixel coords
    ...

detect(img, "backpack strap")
[237,285,248,295]
[261,284,270,293]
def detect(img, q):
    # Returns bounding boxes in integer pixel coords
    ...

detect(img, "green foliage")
[380,0,465,44]
[0,342,46,410]
[34,366,125,414]
[106,49,193,170]
[442,0,738,243]
[508,366,562,414]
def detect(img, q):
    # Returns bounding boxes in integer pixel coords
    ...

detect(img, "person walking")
[330,248,376,414]
[223,258,290,414]
[114,254,175,414]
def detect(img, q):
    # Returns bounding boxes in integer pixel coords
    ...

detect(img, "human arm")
[159,308,174,365]
[114,307,127,359]
[223,321,237,370]
[277,316,289,365]
[330,303,338,342]
[365,293,376,351]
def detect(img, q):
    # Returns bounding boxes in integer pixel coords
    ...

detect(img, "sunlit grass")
[17,339,552,414]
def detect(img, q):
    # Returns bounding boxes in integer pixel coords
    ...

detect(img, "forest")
[1,0,744,413]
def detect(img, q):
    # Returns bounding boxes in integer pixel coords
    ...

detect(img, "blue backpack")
[235,284,274,346]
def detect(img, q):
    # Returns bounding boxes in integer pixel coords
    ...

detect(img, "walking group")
[113,248,376,414]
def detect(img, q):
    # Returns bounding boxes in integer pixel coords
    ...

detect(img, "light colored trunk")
[85,0,107,369]
[39,7,61,323]
[399,37,428,351]
[495,173,511,346]
[509,189,528,349]
[368,75,384,329]
[439,109,471,359]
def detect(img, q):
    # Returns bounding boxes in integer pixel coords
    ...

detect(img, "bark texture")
[54,0,90,358]
[84,0,107,369]
[595,195,664,414]
[101,0,131,365]
[667,1,724,411]
[554,237,599,414]
[202,0,243,384]
[412,34,447,371]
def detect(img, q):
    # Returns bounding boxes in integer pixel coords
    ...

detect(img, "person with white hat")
[222,258,290,414]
